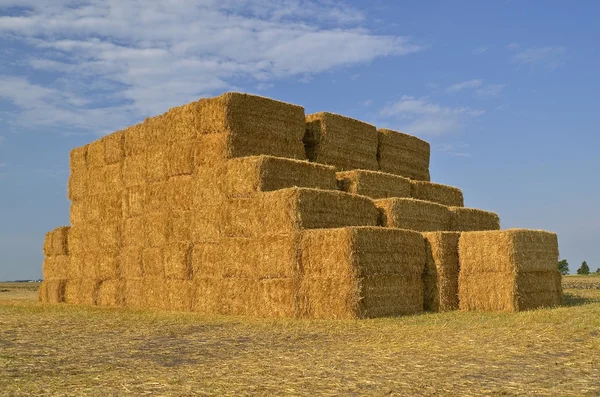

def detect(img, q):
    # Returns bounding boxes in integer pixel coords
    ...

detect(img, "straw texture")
[336,170,411,200]
[376,198,451,232]
[377,129,430,181]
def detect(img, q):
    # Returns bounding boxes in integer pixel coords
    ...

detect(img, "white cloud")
[513,46,566,70]
[380,96,484,136]
[363,99,373,107]
[447,79,483,93]
[476,84,506,97]
[0,1,424,134]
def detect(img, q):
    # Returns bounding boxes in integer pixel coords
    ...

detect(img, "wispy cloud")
[435,143,471,157]
[513,46,566,70]
[0,1,425,135]
[475,84,506,97]
[447,79,483,93]
[363,99,373,107]
[380,96,484,136]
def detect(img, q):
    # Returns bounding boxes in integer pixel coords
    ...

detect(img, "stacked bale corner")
[377,129,430,181]
[458,229,563,312]
[300,227,425,319]
[304,112,378,171]
[422,232,461,312]
[450,207,500,231]
[39,226,70,303]
[410,181,464,207]
[375,198,451,232]
[336,170,411,200]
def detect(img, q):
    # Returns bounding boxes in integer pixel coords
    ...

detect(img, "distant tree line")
[558,259,600,275]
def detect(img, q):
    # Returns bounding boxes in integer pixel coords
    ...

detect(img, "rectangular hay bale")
[422,232,461,312]
[64,279,101,305]
[377,129,430,181]
[122,154,147,187]
[42,255,69,280]
[304,112,378,171]
[376,198,451,232]
[336,169,411,200]
[164,242,193,280]
[411,181,464,207]
[97,279,121,307]
[43,226,70,257]
[450,207,500,231]
[103,130,125,164]
[225,155,337,198]
[39,280,66,304]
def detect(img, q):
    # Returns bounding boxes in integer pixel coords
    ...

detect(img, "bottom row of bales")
[39,227,563,318]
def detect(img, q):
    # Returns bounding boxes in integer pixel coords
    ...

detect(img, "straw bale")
[66,254,83,278]
[193,168,226,204]
[194,277,256,316]
[103,163,123,192]
[225,155,337,198]
[459,229,559,274]
[64,279,100,305]
[376,198,451,232]
[190,204,223,243]
[450,207,500,231]
[223,188,379,237]
[104,130,125,164]
[79,253,97,279]
[147,176,194,212]
[304,112,378,171]
[67,225,98,255]
[122,185,146,218]
[70,146,87,174]
[254,279,296,318]
[97,280,121,307]
[123,154,147,187]
[39,280,66,304]
[196,92,306,160]
[70,193,122,225]
[142,247,165,278]
[193,134,231,167]
[166,280,194,311]
[143,277,169,310]
[122,216,145,247]
[122,278,145,308]
[146,149,168,183]
[164,242,193,280]
[68,170,88,201]
[124,124,148,157]
[97,221,121,252]
[96,251,120,280]
[422,232,460,312]
[192,234,301,279]
[166,140,194,177]
[42,255,69,280]
[411,181,464,207]
[44,226,70,257]
[86,139,105,169]
[170,210,192,242]
[377,128,430,181]
[145,212,170,247]
[299,227,425,319]
[336,170,411,200]
[119,246,144,278]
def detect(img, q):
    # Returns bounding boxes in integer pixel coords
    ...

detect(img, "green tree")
[558,259,569,275]
[577,261,590,275]
[596,268,600,274]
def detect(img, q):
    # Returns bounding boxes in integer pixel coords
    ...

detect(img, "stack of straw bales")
[39,91,561,317]
[458,230,563,311]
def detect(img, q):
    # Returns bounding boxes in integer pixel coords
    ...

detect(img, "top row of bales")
[70,92,431,185]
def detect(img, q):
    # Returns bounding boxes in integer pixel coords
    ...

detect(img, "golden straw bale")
[166,280,194,311]
[44,226,70,257]
[67,225,98,255]
[377,129,430,181]
[192,234,301,279]
[193,134,232,168]
[64,279,100,305]
[122,185,146,218]
[458,229,562,312]
[79,253,98,279]
[103,130,125,164]
[39,280,66,304]
[190,205,223,243]
[422,232,461,312]
[166,140,194,177]
[170,210,192,242]
[122,154,146,187]
[122,278,145,308]
[304,112,378,171]
[146,149,168,183]
[86,139,105,169]
[42,255,69,280]
[97,221,121,252]
[254,279,297,318]
[223,188,379,237]
[225,155,337,198]
[193,168,226,204]
[194,277,256,316]
[142,247,165,278]
[450,207,500,231]
[97,279,121,307]
[336,169,411,200]
[96,251,119,280]
[70,193,122,225]
[376,198,451,232]
[146,175,194,212]
[124,123,148,157]
[145,212,170,247]
[123,216,145,247]
[196,92,306,159]
[66,254,83,278]
[70,146,87,174]
[164,242,193,280]
[143,277,169,310]
[119,246,144,278]
[410,181,464,207]
[299,227,425,319]
[68,169,88,201]
[103,163,123,192]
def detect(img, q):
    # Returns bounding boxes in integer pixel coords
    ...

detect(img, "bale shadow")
[562,292,600,307]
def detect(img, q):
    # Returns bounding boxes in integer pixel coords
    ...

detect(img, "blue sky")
[0,0,599,280]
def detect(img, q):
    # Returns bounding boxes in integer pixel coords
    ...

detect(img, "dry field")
[1,280,599,396]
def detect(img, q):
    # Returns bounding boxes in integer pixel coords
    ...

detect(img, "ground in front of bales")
[1,278,599,396]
